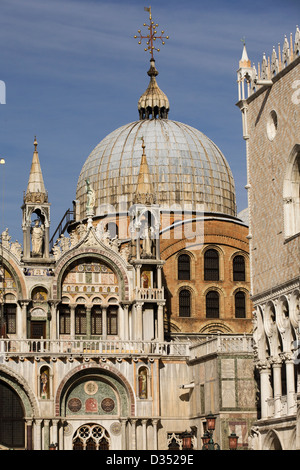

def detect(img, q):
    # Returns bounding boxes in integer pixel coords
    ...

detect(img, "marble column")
[157,302,164,342]
[271,357,282,418]
[257,360,272,419]
[136,230,141,260]
[49,301,59,340]
[102,307,107,339]
[51,419,59,449]
[131,419,137,450]
[18,300,29,339]
[157,265,162,289]
[86,306,92,338]
[59,421,65,450]
[142,419,148,450]
[121,419,127,450]
[44,419,50,450]
[25,419,33,450]
[34,419,43,450]
[282,352,296,415]
[135,303,143,341]
[122,303,129,340]
[70,304,76,338]
[152,419,159,450]
[136,264,142,289]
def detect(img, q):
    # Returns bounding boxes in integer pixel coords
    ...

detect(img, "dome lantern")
[138,58,170,120]
[134,7,170,120]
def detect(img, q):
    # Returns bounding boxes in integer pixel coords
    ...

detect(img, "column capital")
[25,418,33,425]
[18,299,30,308]
[280,352,294,363]
[48,300,60,308]
[255,360,271,372]
[269,356,283,367]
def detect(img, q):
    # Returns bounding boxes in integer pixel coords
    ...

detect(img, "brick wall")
[246,59,300,296]
[160,216,252,334]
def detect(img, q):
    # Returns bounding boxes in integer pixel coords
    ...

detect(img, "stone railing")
[189,334,253,359]
[135,287,164,301]
[0,338,189,358]
[266,393,297,419]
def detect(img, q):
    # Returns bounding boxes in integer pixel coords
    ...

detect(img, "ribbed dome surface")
[76,119,236,219]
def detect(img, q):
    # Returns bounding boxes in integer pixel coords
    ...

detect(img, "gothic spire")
[24,137,48,204]
[134,138,156,205]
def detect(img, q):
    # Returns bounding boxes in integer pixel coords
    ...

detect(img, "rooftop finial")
[134,136,155,205]
[34,136,38,152]
[239,38,251,68]
[134,7,169,60]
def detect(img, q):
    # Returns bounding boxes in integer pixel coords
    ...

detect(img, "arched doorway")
[0,381,25,449]
[72,423,110,450]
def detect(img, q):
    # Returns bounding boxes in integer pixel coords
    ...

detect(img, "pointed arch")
[263,429,283,450]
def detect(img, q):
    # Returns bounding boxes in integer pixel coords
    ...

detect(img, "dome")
[76,60,236,220]
[76,119,236,219]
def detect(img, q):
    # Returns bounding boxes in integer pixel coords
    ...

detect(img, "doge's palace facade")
[237,27,300,450]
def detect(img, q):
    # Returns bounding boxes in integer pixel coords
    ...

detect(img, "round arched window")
[179,289,191,317]
[178,254,190,280]
[206,291,219,318]
[204,249,219,281]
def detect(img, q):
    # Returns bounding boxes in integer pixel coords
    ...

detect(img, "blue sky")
[0,0,299,243]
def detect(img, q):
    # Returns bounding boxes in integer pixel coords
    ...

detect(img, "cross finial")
[134,7,169,59]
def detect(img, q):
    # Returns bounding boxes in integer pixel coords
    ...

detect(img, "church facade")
[237,27,300,449]
[0,12,257,451]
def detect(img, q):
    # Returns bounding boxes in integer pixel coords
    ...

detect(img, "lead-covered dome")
[76,60,236,219]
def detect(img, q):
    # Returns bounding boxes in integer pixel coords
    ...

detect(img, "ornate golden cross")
[134,6,169,59]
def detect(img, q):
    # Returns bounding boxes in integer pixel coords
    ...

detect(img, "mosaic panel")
[62,259,119,299]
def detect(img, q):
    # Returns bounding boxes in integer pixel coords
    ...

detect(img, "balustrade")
[189,334,253,358]
[0,337,189,358]
[135,287,164,300]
